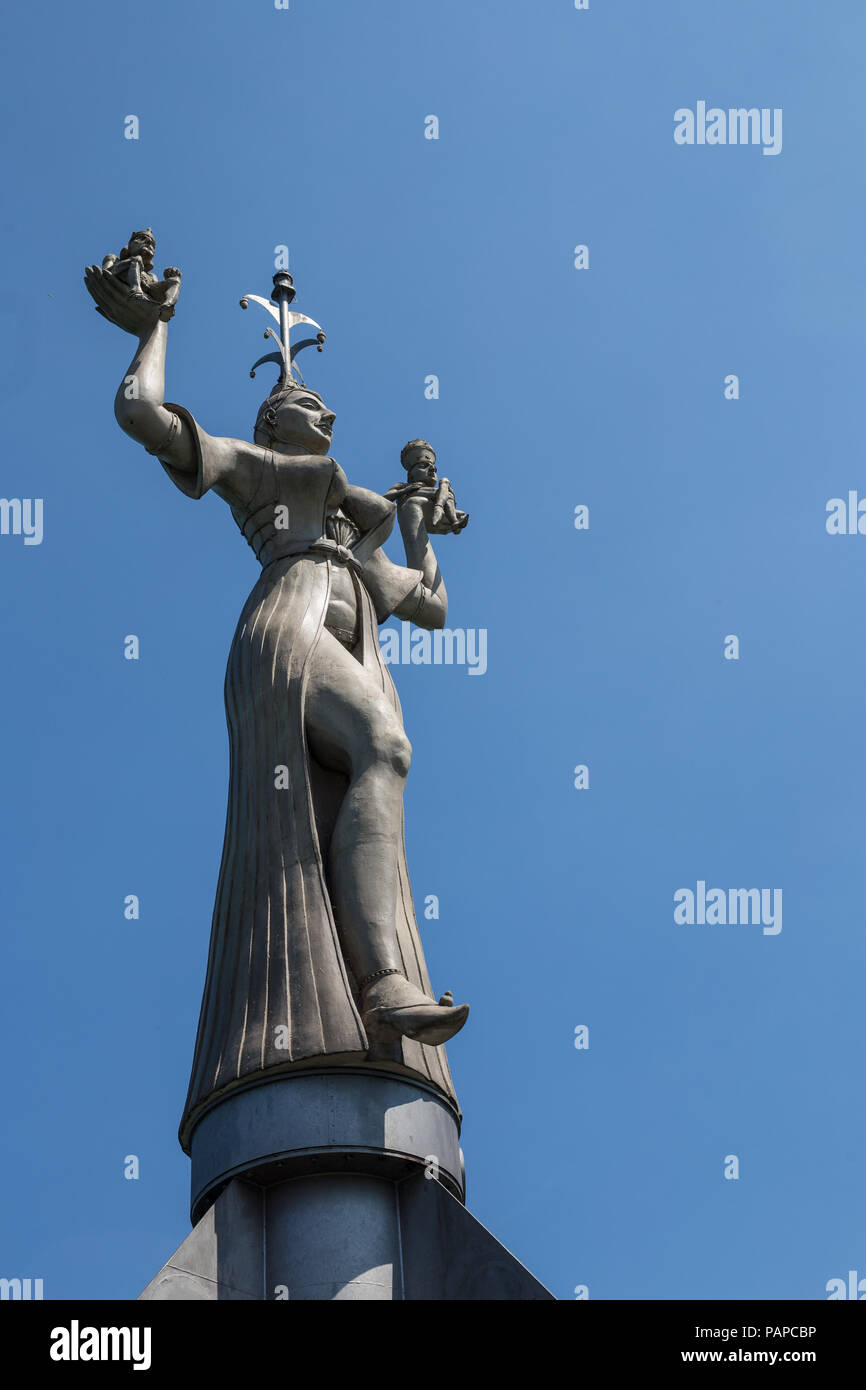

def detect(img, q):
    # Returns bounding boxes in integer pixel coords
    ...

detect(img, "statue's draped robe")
[158,408,458,1149]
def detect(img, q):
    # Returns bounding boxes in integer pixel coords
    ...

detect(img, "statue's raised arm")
[85,229,264,509]
[84,227,197,473]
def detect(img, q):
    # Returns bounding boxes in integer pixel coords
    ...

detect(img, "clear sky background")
[1,0,864,1301]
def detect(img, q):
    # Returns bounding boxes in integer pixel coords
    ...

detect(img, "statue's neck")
[270,443,328,460]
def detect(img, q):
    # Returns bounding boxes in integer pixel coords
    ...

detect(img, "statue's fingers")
[84,266,108,291]
[85,280,117,314]
[96,273,126,301]
[84,269,142,330]
[92,276,133,315]
[85,266,111,291]
[84,274,110,309]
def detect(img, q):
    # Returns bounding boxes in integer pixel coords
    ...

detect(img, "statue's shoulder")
[215,433,269,464]
[215,435,270,507]
[163,408,268,506]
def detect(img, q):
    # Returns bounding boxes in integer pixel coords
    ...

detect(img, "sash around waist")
[259,537,364,575]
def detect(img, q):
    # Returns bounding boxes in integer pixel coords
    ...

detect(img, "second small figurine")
[385,439,469,534]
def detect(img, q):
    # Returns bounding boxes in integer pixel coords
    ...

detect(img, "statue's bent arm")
[391,496,448,629]
[340,482,447,630]
[341,482,395,534]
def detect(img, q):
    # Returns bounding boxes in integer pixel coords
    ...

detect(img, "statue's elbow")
[114,397,154,441]
[114,397,138,435]
[425,598,448,630]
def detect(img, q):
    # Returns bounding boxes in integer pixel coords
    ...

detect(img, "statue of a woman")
[85,247,469,1148]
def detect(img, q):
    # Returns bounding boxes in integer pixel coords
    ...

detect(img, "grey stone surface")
[84,237,470,1142]
[189,1069,464,1221]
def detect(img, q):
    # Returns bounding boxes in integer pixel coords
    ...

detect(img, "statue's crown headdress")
[400,439,436,470]
[240,270,326,391]
[120,228,155,259]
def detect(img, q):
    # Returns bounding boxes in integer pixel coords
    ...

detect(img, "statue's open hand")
[83,262,178,335]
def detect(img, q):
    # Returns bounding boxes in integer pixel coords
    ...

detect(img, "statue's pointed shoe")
[364,1000,470,1046]
[361,972,470,1046]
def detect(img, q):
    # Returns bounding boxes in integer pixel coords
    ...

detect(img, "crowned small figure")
[97,228,181,322]
[385,440,469,535]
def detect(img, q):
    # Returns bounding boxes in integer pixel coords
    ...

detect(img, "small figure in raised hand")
[86,228,181,333]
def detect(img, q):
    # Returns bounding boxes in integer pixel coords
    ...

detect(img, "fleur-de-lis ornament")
[240,270,326,387]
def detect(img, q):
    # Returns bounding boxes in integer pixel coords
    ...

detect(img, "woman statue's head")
[254,383,336,454]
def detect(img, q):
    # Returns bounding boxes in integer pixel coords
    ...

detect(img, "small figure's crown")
[400,439,436,470]
[118,228,156,260]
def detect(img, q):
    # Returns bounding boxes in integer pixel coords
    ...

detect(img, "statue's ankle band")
[358,968,403,990]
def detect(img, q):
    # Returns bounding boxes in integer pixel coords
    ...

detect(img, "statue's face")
[405,448,437,486]
[129,235,155,269]
[271,392,336,454]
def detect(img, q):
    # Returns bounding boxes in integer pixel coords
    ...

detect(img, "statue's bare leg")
[305,628,408,977]
[305,628,468,1045]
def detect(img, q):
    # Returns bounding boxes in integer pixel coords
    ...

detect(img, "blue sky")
[1,0,864,1300]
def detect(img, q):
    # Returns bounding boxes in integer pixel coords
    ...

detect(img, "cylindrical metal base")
[188,1068,464,1223]
[266,1175,400,1300]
